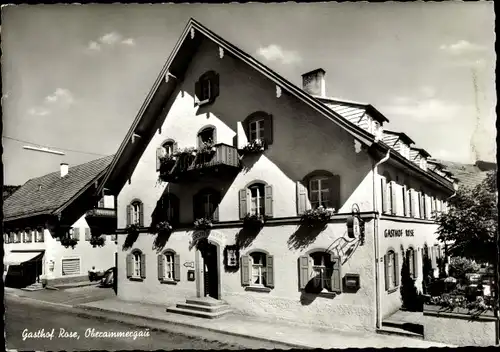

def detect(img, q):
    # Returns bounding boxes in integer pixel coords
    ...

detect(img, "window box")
[160,279,178,285]
[245,285,272,293]
[193,217,213,231]
[242,213,267,229]
[239,139,266,155]
[300,206,335,227]
[89,236,106,248]
[60,236,79,249]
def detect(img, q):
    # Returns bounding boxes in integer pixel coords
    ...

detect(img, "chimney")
[60,163,69,177]
[301,68,326,97]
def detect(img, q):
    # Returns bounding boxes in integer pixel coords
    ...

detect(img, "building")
[3,156,117,288]
[428,159,496,189]
[97,19,456,332]
[3,185,21,201]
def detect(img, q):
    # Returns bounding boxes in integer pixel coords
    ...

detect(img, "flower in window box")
[90,236,106,248]
[243,213,267,228]
[173,147,198,157]
[240,139,265,155]
[60,236,78,249]
[198,140,216,155]
[151,221,173,236]
[193,217,213,230]
[300,206,335,227]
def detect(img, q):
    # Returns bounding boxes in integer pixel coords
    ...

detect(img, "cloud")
[44,88,74,106]
[256,44,301,65]
[99,32,122,45]
[87,41,101,51]
[28,107,51,116]
[440,40,486,55]
[121,38,135,46]
[419,86,436,98]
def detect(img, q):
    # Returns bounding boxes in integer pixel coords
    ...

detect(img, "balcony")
[85,208,117,233]
[159,143,240,183]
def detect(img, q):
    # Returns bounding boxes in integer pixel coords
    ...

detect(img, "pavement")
[5,286,457,349]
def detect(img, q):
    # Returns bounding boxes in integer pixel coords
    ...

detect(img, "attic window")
[195,71,220,106]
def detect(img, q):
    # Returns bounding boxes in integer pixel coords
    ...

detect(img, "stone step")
[176,302,230,313]
[166,306,232,319]
[377,326,424,340]
[185,297,227,307]
[382,320,424,335]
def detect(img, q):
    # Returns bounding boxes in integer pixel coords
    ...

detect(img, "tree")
[448,257,480,282]
[435,170,497,264]
[401,250,422,311]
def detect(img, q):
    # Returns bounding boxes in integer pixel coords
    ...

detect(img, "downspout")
[372,149,391,329]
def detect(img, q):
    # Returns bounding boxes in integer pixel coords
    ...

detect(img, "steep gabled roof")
[383,130,415,145]
[410,147,431,158]
[314,96,389,124]
[97,18,454,196]
[4,155,114,221]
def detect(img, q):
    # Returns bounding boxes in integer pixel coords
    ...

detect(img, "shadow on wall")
[287,223,328,251]
[152,230,174,253]
[299,272,340,306]
[328,236,361,265]
[241,153,261,174]
[236,225,263,249]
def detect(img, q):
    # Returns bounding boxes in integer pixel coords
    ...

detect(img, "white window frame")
[249,184,265,216]
[133,252,142,278]
[131,202,141,225]
[311,252,333,292]
[309,177,331,209]
[249,119,265,142]
[250,252,267,286]
[387,251,396,290]
[163,252,175,281]
[200,78,211,104]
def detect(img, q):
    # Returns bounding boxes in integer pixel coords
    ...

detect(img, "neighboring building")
[3,156,117,288]
[3,185,21,201]
[96,19,456,333]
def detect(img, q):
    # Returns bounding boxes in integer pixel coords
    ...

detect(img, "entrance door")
[199,239,218,299]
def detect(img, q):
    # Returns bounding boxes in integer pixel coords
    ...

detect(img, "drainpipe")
[372,149,390,329]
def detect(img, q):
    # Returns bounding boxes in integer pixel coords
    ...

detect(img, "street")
[6,298,246,351]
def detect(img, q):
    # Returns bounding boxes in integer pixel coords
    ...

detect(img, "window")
[195,71,219,105]
[297,172,340,215]
[4,234,9,244]
[385,250,399,291]
[25,230,33,243]
[381,173,394,214]
[35,229,44,243]
[194,189,220,221]
[197,126,216,148]
[158,251,180,282]
[62,258,81,276]
[9,232,15,243]
[402,186,407,216]
[420,158,427,171]
[407,247,416,279]
[250,184,265,216]
[243,111,273,146]
[251,252,267,286]
[298,252,342,293]
[127,199,144,226]
[240,251,274,290]
[420,190,427,219]
[153,193,180,226]
[127,250,146,280]
[309,176,331,209]
[239,182,273,219]
[14,232,21,243]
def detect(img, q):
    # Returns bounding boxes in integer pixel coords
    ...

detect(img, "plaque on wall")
[223,245,240,270]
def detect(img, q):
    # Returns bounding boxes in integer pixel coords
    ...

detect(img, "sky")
[1,2,496,186]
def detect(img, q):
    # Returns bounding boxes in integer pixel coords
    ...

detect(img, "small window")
[197,126,216,148]
[194,189,220,221]
[250,252,267,286]
[249,183,265,216]
[158,250,180,282]
[239,183,273,219]
[127,250,145,280]
[164,252,175,281]
[163,141,175,156]
[309,176,331,209]
[133,252,141,277]
[195,71,219,105]
[385,250,399,291]
[127,200,144,226]
[249,119,265,142]
[407,247,416,279]
[244,112,273,146]
[35,229,44,243]
[310,252,334,292]
[15,232,21,243]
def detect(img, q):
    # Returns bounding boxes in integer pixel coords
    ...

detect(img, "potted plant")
[90,236,106,248]
[198,140,216,155]
[194,217,213,230]
[173,147,197,157]
[300,206,335,227]
[243,213,266,228]
[60,236,78,249]
[240,139,265,155]
[151,221,173,236]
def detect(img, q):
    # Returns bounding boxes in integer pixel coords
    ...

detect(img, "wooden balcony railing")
[159,143,240,183]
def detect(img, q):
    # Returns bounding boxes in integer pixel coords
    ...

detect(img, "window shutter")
[296,181,308,215]
[331,255,342,293]
[194,80,201,102]
[266,255,274,288]
[126,204,132,226]
[210,73,220,102]
[126,254,133,278]
[212,192,220,222]
[263,114,273,145]
[381,177,388,214]
[139,203,144,227]
[140,254,147,278]
[298,255,311,289]
[241,255,250,286]
[157,254,164,280]
[156,147,166,171]
[414,249,419,279]
[395,253,400,286]
[431,246,437,269]
[174,254,181,281]
[410,189,416,217]
[402,186,407,216]
[384,254,389,290]
[85,228,91,241]
[390,181,398,215]
[264,185,273,218]
[330,175,341,212]
[238,189,247,219]
[173,142,178,153]
[74,228,80,240]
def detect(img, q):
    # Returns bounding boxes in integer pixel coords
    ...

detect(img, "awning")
[4,251,44,266]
